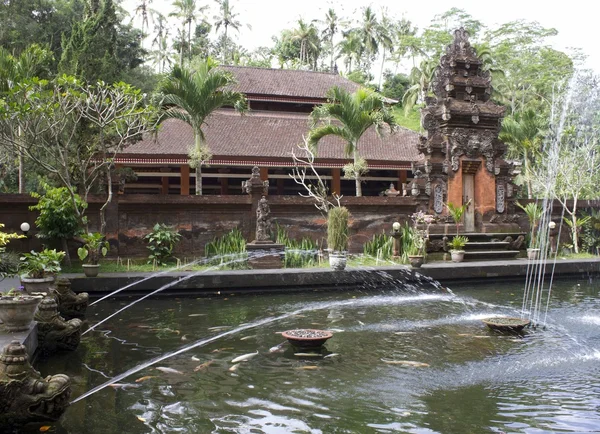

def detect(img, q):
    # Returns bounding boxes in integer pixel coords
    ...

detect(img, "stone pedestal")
[246,242,285,269]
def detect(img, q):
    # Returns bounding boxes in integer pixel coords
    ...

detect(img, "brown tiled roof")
[220,66,361,100]
[121,109,421,165]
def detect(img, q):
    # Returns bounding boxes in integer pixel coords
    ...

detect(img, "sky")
[122,0,600,73]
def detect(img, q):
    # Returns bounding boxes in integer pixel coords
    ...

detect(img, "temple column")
[398,170,407,195]
[218,168,230,195]
[161,176,169,195]
[331,168,341,195]
[180,165,190,196]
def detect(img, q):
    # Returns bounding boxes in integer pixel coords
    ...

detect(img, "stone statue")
[255,196,272,242]
[0,340,71,425]
[50,277,88,320]
[35,297,83,355]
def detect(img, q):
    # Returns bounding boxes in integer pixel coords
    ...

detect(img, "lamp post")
[20,222,30,236]
[391,222,402,258]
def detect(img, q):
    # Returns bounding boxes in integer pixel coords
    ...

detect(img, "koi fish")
[231,351,259,363]
[191,356,200,361]
[296,366,319,370]
[240,335,257,341]
[381,359,430,367]
[193,361,214,372]
[134,376,156,383]
[208,326,231,332]
[294,353,322,357]
[323,353,340,359]
[211,347,234,353]
[269,342,287,353]
[155,367,184,375]
[108,383,141,389]
[228,364,240,372]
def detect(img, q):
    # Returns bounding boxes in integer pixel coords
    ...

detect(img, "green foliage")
[516,202,543,246]
[20,249,65,278]
[77,232,109,265]
[449,235,469,251]
[563,214,591,253]
[274,223,318,268]
[0,223,24,252]
[393,105,421,132]
[29,183,87,241]
[363,231,393,260]
[145,224,181,266]
[204,228,247,269]
[382,72,410,101]
[327,206,349,252]
[581,209,600,254]
[0,251,21,279]
[446,201,470,235]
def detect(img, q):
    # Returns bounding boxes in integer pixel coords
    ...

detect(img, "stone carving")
[242,165,269,196]
[496,184,505,213]
[255,196,272,242]
[50,277,88,320]
[428,238,447,252]
[502,235,525,250]
[433,185,444,214]
[35,297,83,354]
[0,340,71,425]
[384,183,400,197]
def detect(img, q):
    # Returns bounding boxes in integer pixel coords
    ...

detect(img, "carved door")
[463,174,475,232]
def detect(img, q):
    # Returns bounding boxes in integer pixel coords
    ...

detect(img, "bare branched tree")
[289,137,341,214]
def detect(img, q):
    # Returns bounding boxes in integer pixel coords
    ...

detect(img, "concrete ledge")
[0,323,37,360]
[63,258,600,297]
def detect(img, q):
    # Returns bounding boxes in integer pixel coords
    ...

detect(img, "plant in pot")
[407,211,435,268]
[517,202,543,259]
[77,232,109,277]
[327,206,350,271]
[20,249,65,294]
[449,235,469,262]
[0,287,43,332]
[446,201,470,236]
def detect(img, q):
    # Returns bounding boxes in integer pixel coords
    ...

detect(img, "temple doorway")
[463,174,475,232]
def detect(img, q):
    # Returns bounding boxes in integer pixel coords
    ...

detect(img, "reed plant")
[275,224,318,268]
[363,231,394,260]
[204,228,248,269]
[327,206,349,253]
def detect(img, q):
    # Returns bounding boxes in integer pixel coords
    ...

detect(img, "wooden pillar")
[331,168,341,196]
[260,167,268,181]
[180,165,190,196]
[161,176,169,195]
[218,168,229,195]
[398,170,407,195]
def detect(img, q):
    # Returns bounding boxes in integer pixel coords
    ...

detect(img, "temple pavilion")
[114,66,422,196]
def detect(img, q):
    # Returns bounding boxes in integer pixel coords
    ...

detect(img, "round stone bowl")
[482,317,530,332]
[281,329,333,349]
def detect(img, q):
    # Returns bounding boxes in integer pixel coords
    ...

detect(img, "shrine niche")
[412,28,519,231]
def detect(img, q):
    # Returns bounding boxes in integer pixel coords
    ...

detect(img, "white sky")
[123,0,600,73]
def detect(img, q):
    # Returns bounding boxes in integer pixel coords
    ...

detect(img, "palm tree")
[308,87,398,196]
[213,0,247,62]
[170,0,208,65]
[402,58,437,115]
[337,30,362,73]
[499,108,546,199]
[131,0,153,53]
[376,9,394,90]
[319,8,346,72]
[157,61,247,195]
[355,6,382,70]
[291,19,321,70]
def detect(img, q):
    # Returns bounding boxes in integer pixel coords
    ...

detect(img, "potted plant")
[77,232,109,277]
[449,235,469,262]
[517,202,543,259]
[20,249,65,293]
[0,287,43,332]
[327,206,350,271]
[407,211,435,268]
[446,201,470,236]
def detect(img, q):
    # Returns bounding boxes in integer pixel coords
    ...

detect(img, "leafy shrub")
[145,223,181,266]
[275,223,318,268]
[0,251,20,278]
[20,249,65,278]
[204,228,247,269]
[77,232,109,265]
[449,235,469,251]
[581,209,600,254]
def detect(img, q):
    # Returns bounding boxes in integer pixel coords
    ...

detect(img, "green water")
[30,277,600,433]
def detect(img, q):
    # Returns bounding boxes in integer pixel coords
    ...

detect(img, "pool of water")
[29,275,600,433]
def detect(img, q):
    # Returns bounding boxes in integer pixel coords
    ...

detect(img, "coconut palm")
[376,9,394,90]
[213,0,247,62]
[337,30,362,73]
[308,86,398,196]
[318,8,346,72]
[291,19,321,70]
[402,58,437,115]
[131,0,153,52]
[170,0,208,65]
[157,61,247,195]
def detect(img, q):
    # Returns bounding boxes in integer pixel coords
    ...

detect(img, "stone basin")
[281,329,333,349]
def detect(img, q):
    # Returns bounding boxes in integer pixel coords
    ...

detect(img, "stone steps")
[464,250,521,260]
[465,241,510,250]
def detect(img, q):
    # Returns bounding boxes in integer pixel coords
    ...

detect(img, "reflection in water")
[25,278,600,433]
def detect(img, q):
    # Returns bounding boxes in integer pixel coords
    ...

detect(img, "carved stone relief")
[496,183,505,213]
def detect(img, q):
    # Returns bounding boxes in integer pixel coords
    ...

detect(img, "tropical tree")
[291,19,321,70]
[170,0,207,66]
[499,109,546,199]
[157,61,247,195]
[308,86,398,196]
[402,58,437,115]
[131,0,153,52]
[213,0,247,62]
[318,8,346,72]
[376,9,394,90]
[337,29,362,74]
